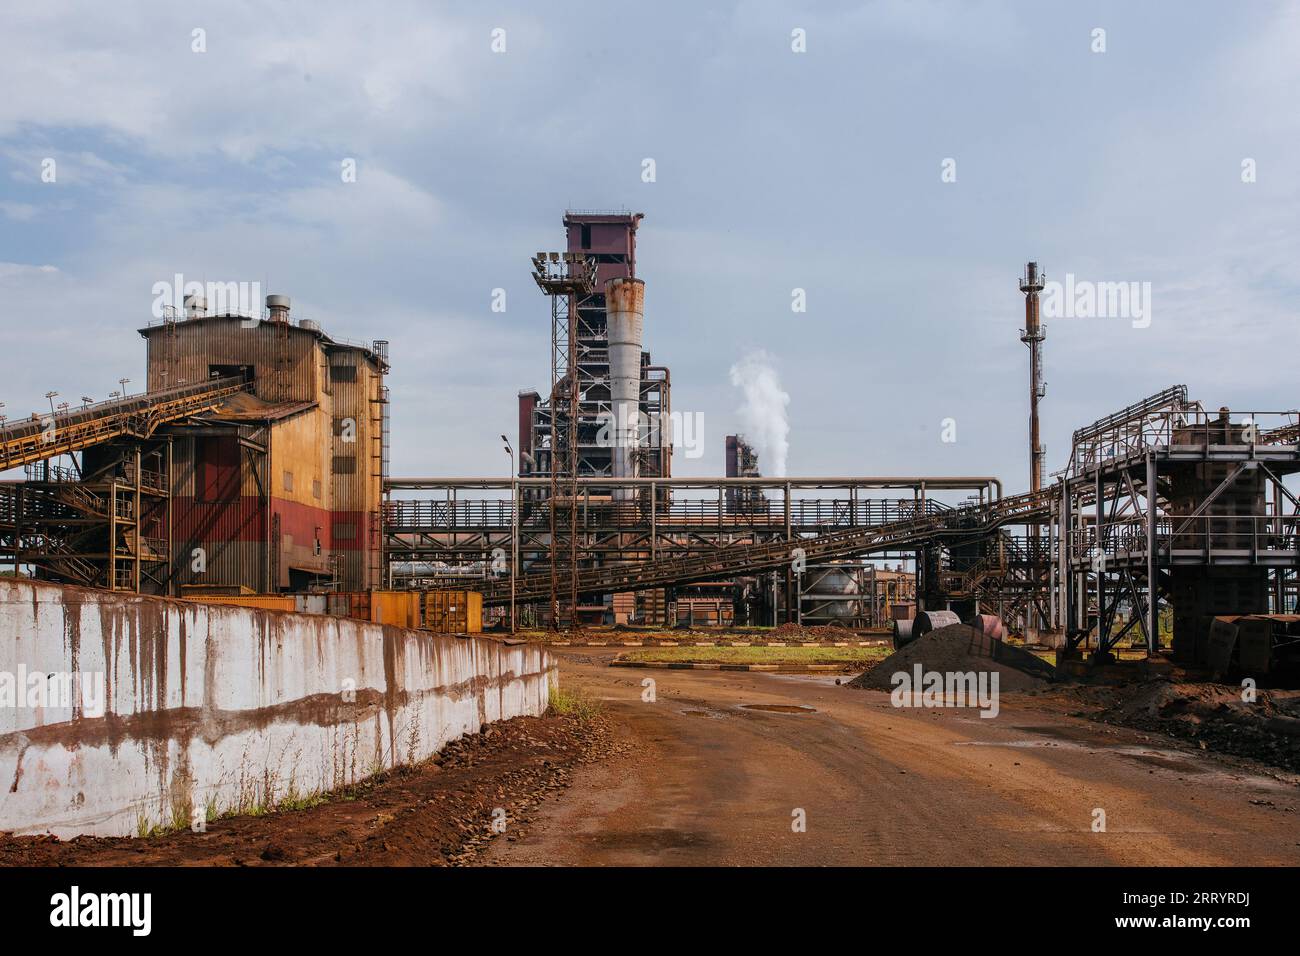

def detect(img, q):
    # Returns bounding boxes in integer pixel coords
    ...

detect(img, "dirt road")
[484,649,1300,866]
[8,647,1297,867]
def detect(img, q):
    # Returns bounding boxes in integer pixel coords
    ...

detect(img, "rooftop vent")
[266,294,291,324]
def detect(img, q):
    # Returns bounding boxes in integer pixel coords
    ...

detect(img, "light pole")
[118,378,130,397]
[502,435,517,634]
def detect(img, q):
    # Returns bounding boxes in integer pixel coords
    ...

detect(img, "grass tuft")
[548,685,601,720]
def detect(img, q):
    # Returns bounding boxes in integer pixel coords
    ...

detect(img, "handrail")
[479,486,1057,605]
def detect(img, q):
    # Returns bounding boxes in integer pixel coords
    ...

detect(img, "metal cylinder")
[805,566,861,621]
[266,294,291,324]
[967,613,1006,641]
[892,618,914,649]
[914,609,961,640]
[605,277,645,499]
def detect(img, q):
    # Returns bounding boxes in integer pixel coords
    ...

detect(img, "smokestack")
[1019,262,1046,493]
[605,276,645,499]
[266,294,291,324]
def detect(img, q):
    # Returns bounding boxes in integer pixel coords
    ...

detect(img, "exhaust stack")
[1019,262,1046,493]
[605,276,645,499]
[266,294,291,324]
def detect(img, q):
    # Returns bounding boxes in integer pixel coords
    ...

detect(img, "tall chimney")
[605,276,645,499]
[1019,262,1046,493]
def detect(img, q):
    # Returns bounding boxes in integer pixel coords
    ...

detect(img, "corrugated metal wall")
[146,316,385,594]
[144,317,321,403]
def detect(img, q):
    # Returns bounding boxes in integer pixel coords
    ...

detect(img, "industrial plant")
[2,209,1299,679]
[7,2,1299,935]
[1,205,1298,901]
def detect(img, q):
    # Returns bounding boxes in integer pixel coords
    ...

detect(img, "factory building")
[139,295,388,594]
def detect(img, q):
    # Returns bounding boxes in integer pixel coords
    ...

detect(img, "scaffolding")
[531,252,596,627]
[0,376,249,591]
[1053,388,1300,662]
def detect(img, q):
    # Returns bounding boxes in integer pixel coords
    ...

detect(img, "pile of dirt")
[848,623,1056,692]
[0,712,624,868]
[1097,680,1300,773]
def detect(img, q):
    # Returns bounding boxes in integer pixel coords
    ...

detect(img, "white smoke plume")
[728,350,790,477]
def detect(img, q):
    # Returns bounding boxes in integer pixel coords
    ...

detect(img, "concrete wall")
[0,579,555,838]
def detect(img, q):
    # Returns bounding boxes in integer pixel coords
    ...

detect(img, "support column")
[650,480,657,561]
[1146,453,1158,653]
[1095,469,1106,658]
[166,439,174,597]
[133,446,142,592]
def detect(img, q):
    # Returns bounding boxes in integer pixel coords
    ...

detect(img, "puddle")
[740,703,817,714]
[954,738,1209,774]
[591,827,711,852]
[1009,724,1102,743]
[1116,751,1207,774]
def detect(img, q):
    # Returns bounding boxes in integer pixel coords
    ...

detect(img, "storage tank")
[804,566,861,622]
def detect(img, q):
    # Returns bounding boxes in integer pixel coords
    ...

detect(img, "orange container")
[184,594,297,613]
[422,590,483,633]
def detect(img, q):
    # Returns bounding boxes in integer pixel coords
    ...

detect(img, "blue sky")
[1,1,1297,491]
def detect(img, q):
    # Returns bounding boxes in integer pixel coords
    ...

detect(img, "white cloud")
[0,3,489,159]
[0,1,1297,487]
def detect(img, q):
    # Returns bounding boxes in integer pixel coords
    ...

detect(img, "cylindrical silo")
[605,277,645,499]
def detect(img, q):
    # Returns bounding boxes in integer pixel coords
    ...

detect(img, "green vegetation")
[548,684,602,720]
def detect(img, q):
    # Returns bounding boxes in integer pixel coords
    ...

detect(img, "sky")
[1,1,1298,494]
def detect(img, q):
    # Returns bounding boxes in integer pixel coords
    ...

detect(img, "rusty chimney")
[1019,262,1046,493]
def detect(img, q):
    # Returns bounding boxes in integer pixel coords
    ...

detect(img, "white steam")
[728,350,790,477]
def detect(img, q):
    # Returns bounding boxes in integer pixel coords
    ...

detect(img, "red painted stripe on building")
[172,496,375,551]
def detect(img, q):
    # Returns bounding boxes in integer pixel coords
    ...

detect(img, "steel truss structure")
[389,387,1300,658]
[1051,386,1300,661]
[1,442,172,591]
[384,475,1003,619]
[530,251,597,626]
[0,377,251,592]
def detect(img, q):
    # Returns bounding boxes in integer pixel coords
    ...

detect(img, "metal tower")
[1019,262,1046,494]
[531,251,596,628]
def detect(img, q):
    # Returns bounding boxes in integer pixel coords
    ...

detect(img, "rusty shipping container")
[326,590,438,629]
[422,590,483,633]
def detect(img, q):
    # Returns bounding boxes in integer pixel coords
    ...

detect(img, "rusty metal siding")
[143,315,384,593]
[143,317,322,403]
[166,429,270,593]
[324,347,382,590]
